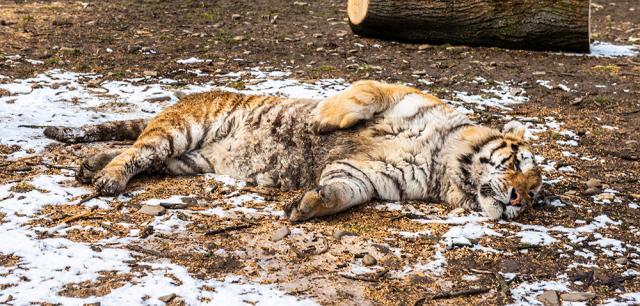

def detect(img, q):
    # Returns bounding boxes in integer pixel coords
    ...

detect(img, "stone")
[83,303,101,306]
[174,91,187,99]
[145,95,171,103]
[332,229,355,240]
[231,14,241,20]
[138,205,166,216]
[143,70,158,77]
[537,290,560,306]
[158,293,176,303]
[232,35,245,41]
[180,197,197,205]
[270,226,290,242]
[584,187,600,195]
[615,257,628,265]
[362,254,377,266]
[560,292,596,302]
[586,178,602,188]
[412,70,427,76]
[127,44,142,53]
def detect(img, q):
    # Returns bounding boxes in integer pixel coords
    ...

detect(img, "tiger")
[44,80,542,222]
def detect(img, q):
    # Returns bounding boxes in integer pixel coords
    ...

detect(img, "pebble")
[584,187,600,195]
[180,197,197,205]
[138,205,166,216]
[586,178,602,188]
[418,44,431,50]
[83,303,101,306]
[615,257,628,265]
[537,290,560,306]
[158,293,176,303]
[560,292,596,302]
[412,70,427,76]
[270,226,290,242]
[143,70,158,77]
[232,35,245,41]
[127,44,142,53]
[332,229,355,240]
[145,95,171,103]
[231,14,241,20]
[362,254,377,266]
[532,71,547,76]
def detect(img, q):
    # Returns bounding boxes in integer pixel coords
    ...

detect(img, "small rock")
[145,95,171,103]
[180,197,197,205]
[418,44,431,50]
[584,187,600,195]
[362,254,377,266]
[586,178,602,188]
[83,303,100,306]
[127,44,142,53]
[448,207,466,216]
[143,70,158,77]
[560,292,596,302]
[232,35,245,41]
[532,71,547,76]
[615,257,628,265]
[213,22,224,28]
[231,14,241,20]
[537,290,560,306]
[138,205,166,216]
[332,229,355,240]
[158,293,176,303]
[412,70,427,76]
[270,226,290,242]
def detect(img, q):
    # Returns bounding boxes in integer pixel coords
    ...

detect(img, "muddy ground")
[1,0,639,305]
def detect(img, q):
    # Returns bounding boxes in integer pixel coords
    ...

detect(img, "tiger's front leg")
[285,160,388,222]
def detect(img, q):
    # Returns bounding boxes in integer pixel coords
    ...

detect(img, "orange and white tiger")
[45,80,542,221]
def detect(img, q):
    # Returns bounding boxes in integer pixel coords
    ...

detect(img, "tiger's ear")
[502,121,526,140]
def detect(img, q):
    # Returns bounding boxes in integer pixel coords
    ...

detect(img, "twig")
[0,194,15,202]
[159,202,189,209]
[77,193,100,205]
[469,268,494,274]
[621,109,640,116]
[431,287,491,300]
[390,213,430,221]
[61,211,97,224]
[42,163,77,170]
[339,269,389,282]
[126,244,164,257]
[17,124,55,129]
[204,223,253,235]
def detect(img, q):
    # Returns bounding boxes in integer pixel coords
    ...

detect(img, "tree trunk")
[348,0,590,53]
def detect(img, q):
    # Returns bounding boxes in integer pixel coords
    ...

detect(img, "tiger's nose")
[509,189,521,206]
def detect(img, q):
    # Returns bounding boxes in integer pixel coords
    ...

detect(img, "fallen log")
[348,0,590,52]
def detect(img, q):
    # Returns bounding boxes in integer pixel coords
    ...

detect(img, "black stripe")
[334,161,379,198]
[479,183,494,197]
[185,125,193,151]
[179,154,202,173]
[321,169,368,196]
[459,134,503,165]
[489,141,507,159]
[378,171,403,200]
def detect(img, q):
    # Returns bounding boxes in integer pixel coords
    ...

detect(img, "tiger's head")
[460,121,542,220]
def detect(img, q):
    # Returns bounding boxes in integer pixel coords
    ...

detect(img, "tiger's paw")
[284,190,326,222]
[93,169,127,196]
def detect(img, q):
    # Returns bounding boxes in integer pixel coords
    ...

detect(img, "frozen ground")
[0,68,639,305]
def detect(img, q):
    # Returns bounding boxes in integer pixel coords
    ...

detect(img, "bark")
[348,0,590,52]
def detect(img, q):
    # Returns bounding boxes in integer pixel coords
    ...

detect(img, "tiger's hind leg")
[78,149,214,186]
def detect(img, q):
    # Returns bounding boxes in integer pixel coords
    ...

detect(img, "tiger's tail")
[43,119,148,143]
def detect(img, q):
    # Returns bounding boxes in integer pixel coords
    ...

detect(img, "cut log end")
[347,0,369,25]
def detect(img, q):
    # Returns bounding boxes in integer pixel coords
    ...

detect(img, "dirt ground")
[1,0,640,305]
